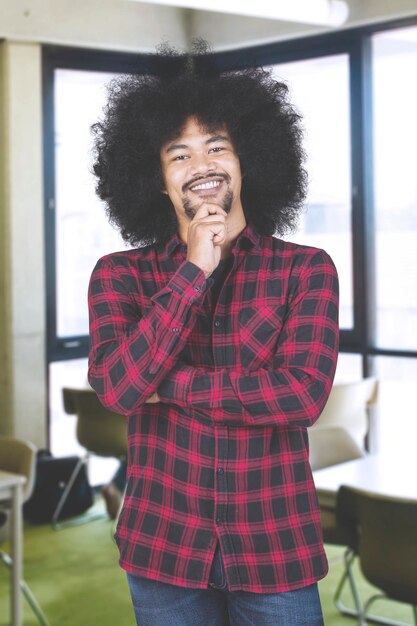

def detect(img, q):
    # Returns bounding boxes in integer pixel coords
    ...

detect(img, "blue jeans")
[126,545,324,625]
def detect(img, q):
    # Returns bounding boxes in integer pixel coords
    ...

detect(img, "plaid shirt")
[88,222,339,593]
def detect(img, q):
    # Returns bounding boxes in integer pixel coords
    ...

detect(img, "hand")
[145,392,160,403]
[186,205,227,279]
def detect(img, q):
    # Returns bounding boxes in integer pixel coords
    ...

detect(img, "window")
[218,20,417,451]
[270,54,353,329]
[372,26,417,351]
[54,69,126,340]
[43,21,417,465]
[44,47,151,362]
[371,356,417,454]
[43,48,152,480]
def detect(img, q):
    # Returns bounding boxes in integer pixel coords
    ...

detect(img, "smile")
[190,180,222,191]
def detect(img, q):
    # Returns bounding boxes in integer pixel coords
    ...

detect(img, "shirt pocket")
[238,304,286,369]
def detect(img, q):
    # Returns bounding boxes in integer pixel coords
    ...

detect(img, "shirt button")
[194,286,201,292]
[172,327,179,333]
[217,468,224,475]
[216,517,224,524]
[214,320,221,328]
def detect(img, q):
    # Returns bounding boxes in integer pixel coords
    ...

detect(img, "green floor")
[0,498,414,625]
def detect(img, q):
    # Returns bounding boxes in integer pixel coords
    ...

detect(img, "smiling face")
[160,117,244,229]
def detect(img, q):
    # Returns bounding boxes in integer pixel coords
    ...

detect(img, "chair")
[54,387,127,529]
[0,436,50,626]
[309,377,379,618]
[310,426,365,617]
[338,485,417,626]
[311,376,379,449]
[309,425,365,472]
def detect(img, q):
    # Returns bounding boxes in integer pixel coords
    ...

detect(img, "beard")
[182,188,234,220]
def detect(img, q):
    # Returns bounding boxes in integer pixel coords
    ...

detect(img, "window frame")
[214,16,417,368]
[43,14,417,374]
[43,45,155,362]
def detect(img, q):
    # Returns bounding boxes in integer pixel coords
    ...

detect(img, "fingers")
[193,204,227,220]
[188,204,227,243]
[186,205,227,276]
[190,217,226,245]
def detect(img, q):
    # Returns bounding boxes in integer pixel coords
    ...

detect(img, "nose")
[189,151,215,176]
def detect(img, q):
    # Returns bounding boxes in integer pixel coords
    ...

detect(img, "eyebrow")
[164,134,230,154]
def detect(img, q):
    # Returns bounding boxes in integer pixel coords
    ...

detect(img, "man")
[88,43,339,626]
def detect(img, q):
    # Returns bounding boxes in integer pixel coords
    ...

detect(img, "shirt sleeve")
[156,250,339,428]
[88,256,209,415]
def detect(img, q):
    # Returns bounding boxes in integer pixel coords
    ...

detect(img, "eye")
[172,154,189,162]
[209,146,225,154]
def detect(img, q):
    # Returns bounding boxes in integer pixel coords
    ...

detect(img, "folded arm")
[157,250,339,428]
[88,257,209,415]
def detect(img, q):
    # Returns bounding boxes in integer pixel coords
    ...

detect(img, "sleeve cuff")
[151,260,210,309]
[158,362,194,405]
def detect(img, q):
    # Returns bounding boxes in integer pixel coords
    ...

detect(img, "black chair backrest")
[338,485,417,605]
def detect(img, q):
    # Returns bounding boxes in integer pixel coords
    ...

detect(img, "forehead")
[162,116,230,150]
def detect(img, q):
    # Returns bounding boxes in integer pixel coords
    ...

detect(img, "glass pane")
[372,26,417,350]
[269,55,353,329]
[371,356,417,455]
[54,69,126,338]
[333,352,363,383]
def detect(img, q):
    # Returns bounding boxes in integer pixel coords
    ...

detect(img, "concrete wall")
[0,42,46,445]
[0,0,190,51]
[0,43,12,437]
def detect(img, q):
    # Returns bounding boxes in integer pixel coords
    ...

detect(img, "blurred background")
[1,0,416,484]
[1,2,417,625]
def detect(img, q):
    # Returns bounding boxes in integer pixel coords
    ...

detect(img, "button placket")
[214,426,229,529]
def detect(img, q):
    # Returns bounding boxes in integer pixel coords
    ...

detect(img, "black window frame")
[43,45,155,362]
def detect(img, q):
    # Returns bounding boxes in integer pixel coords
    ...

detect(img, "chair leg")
[334,548,365,620]
[362,593,416,626]
[334,552,413,626]
[51,455,85,527]
[51,454,105,530]
[21,580,50,626]
[1,551,50,626]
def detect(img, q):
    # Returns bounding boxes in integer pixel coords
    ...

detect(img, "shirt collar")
[161,221,261,259]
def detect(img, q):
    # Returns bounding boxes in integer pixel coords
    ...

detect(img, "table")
[0,470,26,626]
[313,454,417,509]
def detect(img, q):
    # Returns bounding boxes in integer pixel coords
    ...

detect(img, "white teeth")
[190,180,221,191]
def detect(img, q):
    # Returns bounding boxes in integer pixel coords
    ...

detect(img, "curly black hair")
[91,42,307,248]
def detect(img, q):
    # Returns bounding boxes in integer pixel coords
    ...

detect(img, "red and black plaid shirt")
[88,222,339,593]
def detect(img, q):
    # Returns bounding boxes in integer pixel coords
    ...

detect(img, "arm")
[157,250,339,428]
[88,256,210,415]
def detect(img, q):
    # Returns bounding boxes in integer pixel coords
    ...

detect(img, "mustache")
[182,172,231,194]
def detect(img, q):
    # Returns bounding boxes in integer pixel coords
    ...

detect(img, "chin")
[183,190,234,218]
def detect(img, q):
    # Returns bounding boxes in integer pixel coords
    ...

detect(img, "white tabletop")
[0,470,26,495]
[313,454,417,508]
